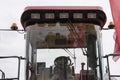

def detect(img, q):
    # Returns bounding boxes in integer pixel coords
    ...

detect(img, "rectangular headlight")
[87,13,96,18]
[59,13,69,19]
[45,13,55,19]
[73,13,83,19]
[31,13,40,19]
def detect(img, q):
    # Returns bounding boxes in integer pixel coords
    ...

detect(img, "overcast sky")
[0,0,119,80]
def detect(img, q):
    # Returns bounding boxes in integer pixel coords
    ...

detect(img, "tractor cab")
[21,6,106,80]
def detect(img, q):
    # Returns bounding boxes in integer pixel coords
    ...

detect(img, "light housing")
[21,6,107,30]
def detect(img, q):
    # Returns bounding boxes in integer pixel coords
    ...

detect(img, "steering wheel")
[54,56,72,66]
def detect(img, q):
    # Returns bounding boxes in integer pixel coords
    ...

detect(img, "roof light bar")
[21,6,107,30]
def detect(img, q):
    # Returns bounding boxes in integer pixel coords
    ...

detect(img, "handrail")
[0,78,18,80]
[0,69,5,79]
[0,56,26,80]
[103,54,120,80]
[103,53,120,58]
[0,29,24,31]
[0,56,26,59]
